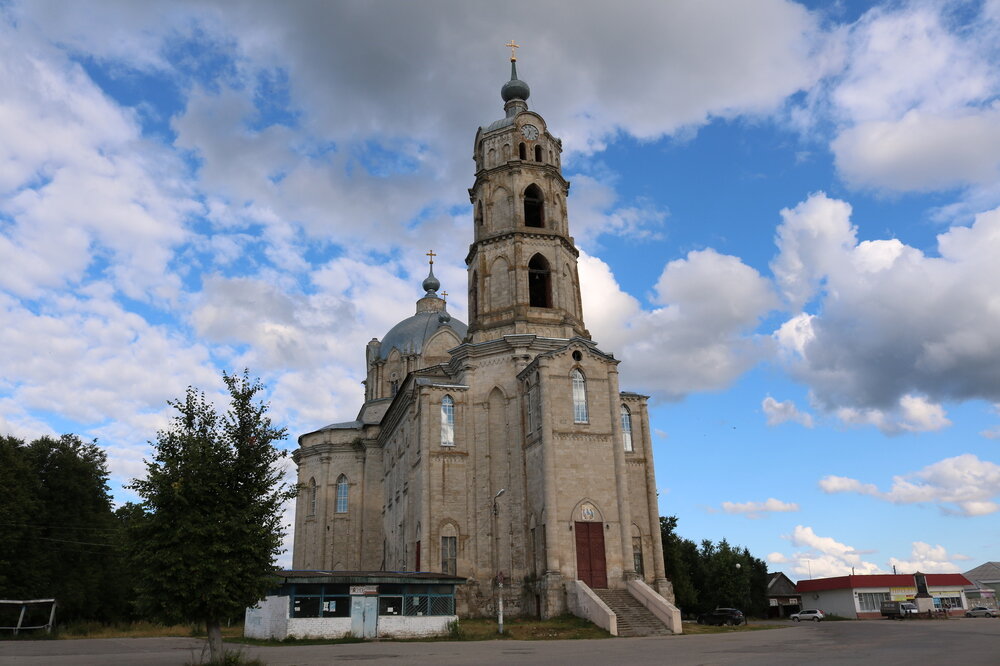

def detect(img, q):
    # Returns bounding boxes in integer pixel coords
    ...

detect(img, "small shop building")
[245,570,465,640]
[797,573,973,619]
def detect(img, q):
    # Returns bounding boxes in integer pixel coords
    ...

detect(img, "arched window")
[534,145,542,162]
[621,404,633,452]
[528,254,552,308]
[519,142,527,160]
[441,523,458,575]
[308,478,317,516]
[523,184,544,228]
[632,524,644,576]
[571,369,588,423]
[335,474,349,513]
[441,395,455,446]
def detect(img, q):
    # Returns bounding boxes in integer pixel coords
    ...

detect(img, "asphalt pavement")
[2,617,998,665]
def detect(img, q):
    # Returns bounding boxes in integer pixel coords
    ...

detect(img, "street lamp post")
[493,488,506,635]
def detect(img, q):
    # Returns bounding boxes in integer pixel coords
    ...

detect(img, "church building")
[292,51,671,619]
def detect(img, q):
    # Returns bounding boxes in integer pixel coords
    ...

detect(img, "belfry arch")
[528,253,552,308]
[523,184,544,228]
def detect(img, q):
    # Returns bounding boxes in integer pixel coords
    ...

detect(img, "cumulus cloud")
[888,542,965,574]
[600,249,778,399]
[773,194,1000,423]
[809,2,1000,200]
[720,498,799,519]
[819,453,1000,516]
[762,396,814,428]
[770,527,969,578]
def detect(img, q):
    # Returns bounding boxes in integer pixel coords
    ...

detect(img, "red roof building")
[796,573,973,619]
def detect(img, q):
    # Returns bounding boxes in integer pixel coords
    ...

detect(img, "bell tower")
[466,46,589,343]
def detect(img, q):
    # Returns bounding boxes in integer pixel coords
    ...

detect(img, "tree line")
[660,515,770,617]
[0,372,293,663]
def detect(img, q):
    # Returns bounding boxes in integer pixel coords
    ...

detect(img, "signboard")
[350,585,378,596]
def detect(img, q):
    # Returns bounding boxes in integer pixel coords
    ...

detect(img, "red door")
[575,522,607,588]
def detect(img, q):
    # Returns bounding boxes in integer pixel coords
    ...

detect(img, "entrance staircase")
[593,589,673,637]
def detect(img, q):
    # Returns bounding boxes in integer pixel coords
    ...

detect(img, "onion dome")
[501,60,530,102]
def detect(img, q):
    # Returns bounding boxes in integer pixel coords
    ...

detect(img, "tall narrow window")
[534,145,542,162]
[475,201,483,227]
[528,254,551,307]
[571,369,588,423]
[518,142,526,160]
[308,478,317,516]
[441,536,457,575]
[621,404,633,452]
[633,536,644,577]
[523,184,544,228]
[469,272,478,319]
[440,395,455,446]
[335,474,349,513]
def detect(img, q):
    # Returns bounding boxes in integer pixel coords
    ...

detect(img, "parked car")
[790,609,825,622]
[965,606,996,618]
[697,608,746,626]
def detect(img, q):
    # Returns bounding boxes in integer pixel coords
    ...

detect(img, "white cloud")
[616,249,776,399]
[762,396,814,428]
[773,195,1000,417]
[819,453,1000,517]
[784,525,882,578]
[772,527,969,579]
[888,542,965,575]
[721,498,799,519]
[833,108,1000,191]
[810,3,1000,199]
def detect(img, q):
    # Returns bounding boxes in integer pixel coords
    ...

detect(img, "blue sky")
[1,0,998,579]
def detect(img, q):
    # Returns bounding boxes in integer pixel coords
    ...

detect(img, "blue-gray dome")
[378,309,467,360]
[501,60,530,102]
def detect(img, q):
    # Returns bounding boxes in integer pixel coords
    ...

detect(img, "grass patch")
[681,621,787,635]
[422,614,611,641]
[54,621,244,640]
[229,635,366,647]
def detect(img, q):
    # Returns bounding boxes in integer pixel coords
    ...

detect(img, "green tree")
[127,371,295,662]
[660,516,770,618]
[0,434,126,623]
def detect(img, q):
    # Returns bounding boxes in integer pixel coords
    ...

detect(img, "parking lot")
[2,617,998,665]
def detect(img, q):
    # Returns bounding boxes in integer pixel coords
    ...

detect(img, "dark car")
[697,607,746,626]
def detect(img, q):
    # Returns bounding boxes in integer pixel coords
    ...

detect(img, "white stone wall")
[378,615,455,638]
[807,589,857,618]
[287,617,352,639]
[243,595,289,640]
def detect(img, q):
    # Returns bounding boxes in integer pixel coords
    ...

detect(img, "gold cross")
[441,291,448,303]
[426,249,436,265]
[506,40,519,61]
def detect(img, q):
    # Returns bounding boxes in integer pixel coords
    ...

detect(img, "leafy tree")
[0,434,127,623]
[127,371,295,662]
[660,515,769,617]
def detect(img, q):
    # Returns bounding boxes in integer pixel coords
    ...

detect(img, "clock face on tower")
[521,124,539,140]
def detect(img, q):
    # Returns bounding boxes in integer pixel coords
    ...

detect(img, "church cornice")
[515,337,619,380]
[465,229,579,265]
[469,162,568,201]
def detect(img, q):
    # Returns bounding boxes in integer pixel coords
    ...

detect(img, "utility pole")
[493,488,506,634]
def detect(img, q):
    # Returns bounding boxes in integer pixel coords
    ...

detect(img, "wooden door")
[575,522,607,588]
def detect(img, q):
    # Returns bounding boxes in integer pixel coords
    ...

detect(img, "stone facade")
[292,57,670,618]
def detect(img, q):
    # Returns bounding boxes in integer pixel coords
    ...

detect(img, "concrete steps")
[593,588,673,637]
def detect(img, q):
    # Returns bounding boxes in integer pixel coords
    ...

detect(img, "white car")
[791,609,826,622]
[965,606,996,618]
